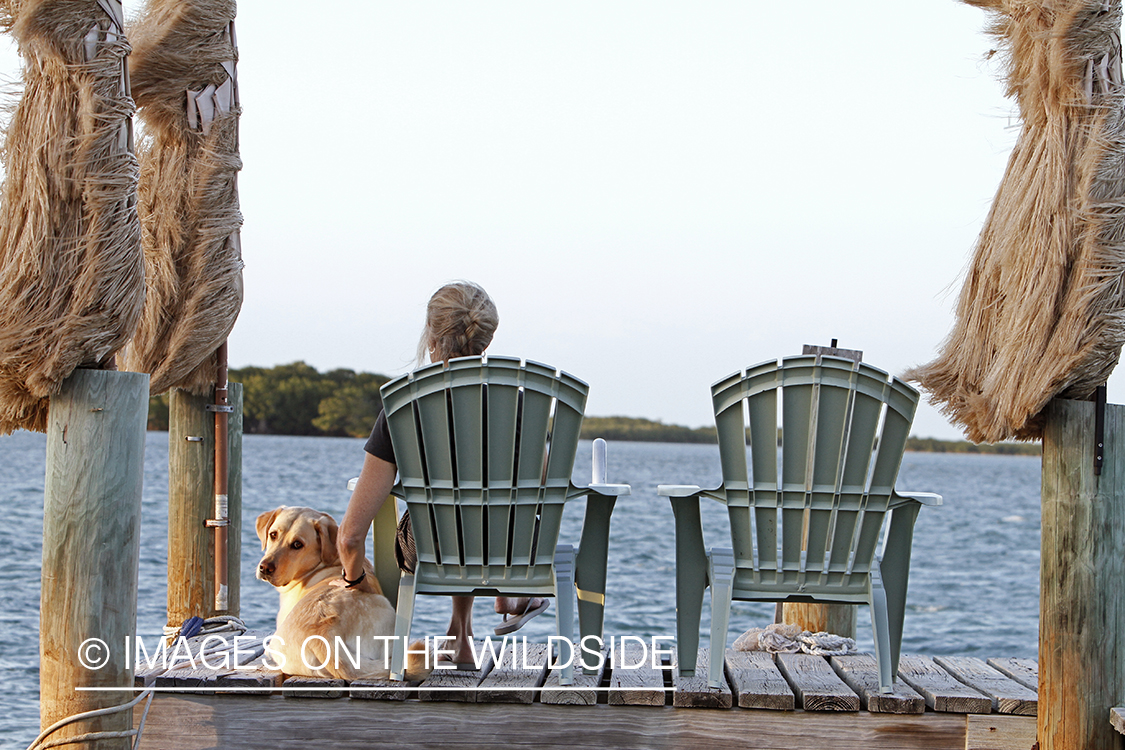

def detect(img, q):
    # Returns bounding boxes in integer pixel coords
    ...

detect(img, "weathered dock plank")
[965,714,1038,750]
[724,650,795,710]
[188,632,277,694]
[775,653,860,712]
[200,652,281,694]
[132,695,969,749]
[282,676,347,698]
[211,670,282,694]
[932,656,1037,716]
[212,644,283,694]
[896,654,992,714]
[609,641,667,707]
[828,654,924,714]
[147,637,259,693]
[985,657,1038,692]
[672,648,732,708]
[152,667,217,694]
[540,646,607,706]
[134,633,214,686]
[416,651,495,703]
[349,676,413,701]
[474,641,548,704]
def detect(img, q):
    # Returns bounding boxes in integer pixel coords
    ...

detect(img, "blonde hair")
[417,281,499,365]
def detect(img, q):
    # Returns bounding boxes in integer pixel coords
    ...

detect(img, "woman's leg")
[446,595,476,664]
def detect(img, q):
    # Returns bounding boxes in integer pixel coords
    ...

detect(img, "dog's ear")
[256,508,282,549]
[315,514,340,566]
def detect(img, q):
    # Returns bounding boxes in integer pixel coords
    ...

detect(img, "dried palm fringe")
[123,0,243,396]
[906,0,1125,443]
[0,0,143,434]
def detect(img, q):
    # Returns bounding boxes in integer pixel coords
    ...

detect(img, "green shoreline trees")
[147,362,388,437]
[145,362,1040,455]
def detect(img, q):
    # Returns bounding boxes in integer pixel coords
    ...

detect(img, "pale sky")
[5,1,1124,440]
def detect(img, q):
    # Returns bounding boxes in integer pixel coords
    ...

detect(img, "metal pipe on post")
[206,341,231,611]
[167,346,242,627]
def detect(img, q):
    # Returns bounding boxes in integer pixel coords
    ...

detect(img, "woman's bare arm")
[337,452,397,585]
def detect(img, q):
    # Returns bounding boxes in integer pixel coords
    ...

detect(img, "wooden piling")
[1040,398,1125,750]
[167,383,243,627]
[782,603,857,639]
[41,369,148,749]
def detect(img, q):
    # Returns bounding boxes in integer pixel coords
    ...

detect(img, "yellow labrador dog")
[256,506,426,680]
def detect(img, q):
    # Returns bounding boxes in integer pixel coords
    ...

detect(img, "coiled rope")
[26,689,153,750]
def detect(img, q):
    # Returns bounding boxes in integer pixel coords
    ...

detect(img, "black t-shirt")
[364,409,395,464]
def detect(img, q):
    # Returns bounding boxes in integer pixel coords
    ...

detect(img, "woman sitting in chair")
[336,280,549,668]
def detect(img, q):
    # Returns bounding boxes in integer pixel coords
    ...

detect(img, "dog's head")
[255,506,341,587]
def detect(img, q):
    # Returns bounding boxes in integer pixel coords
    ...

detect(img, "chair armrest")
[658,484,701,498]
[568,483,631,500]
[893,491,942,507]
[588,483,631,497]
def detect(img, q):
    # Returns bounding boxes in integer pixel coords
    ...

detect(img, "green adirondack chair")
[381,355,630,683]
[658,354,940,693]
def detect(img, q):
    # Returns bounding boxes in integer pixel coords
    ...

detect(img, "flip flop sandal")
[494,598,550,635]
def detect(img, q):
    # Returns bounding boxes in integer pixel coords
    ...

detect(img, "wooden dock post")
[782,603,857,639]
[1040,398,1125,750]
[41,369,148,749]
[167,383,243,627]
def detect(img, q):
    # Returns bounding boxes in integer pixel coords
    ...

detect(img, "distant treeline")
[579,416,717,444]
[147,362,389,438]
[904,436,1040,455]
[144,362,1041,456]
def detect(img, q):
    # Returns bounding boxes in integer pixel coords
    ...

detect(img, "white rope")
[26,689,153,750]
[758,628,803,653]
[797,631,858,657]
[733,622,858,656]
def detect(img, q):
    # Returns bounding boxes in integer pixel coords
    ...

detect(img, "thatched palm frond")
[0,0,143,434]
[908,0,1125,443]
[124,0,243,396]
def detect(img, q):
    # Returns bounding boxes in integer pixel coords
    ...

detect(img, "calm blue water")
[0,431,1041,748]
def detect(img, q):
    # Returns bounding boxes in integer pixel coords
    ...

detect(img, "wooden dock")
[129,632,1040,749]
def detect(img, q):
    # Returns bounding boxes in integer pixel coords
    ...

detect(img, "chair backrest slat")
[450,380,484,488]
[868,377,917,493]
